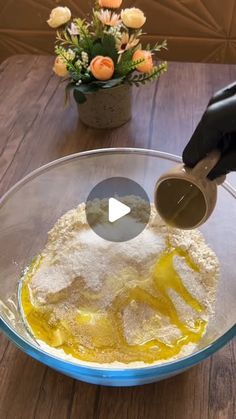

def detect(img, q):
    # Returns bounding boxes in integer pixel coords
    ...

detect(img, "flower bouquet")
[47,1,167,128]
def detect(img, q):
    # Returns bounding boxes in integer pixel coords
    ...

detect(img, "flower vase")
[75,84,132,129]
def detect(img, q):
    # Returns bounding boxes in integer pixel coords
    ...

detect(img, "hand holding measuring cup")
[155,82,236,229]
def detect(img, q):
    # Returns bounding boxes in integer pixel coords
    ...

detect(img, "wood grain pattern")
[0,55,235,419]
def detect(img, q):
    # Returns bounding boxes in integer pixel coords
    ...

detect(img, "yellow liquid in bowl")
[20,247,207,364]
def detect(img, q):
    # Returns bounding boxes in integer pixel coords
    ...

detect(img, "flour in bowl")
[20,197,219,366]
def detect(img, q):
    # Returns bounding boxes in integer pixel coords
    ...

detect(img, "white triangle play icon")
[108,198,131,223]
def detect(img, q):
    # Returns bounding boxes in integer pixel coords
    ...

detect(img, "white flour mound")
[30,198,167,302]
[27,197,219,365]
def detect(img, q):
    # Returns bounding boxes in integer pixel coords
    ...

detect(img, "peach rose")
[121,8,146,29]
[133,50,153,73]
[99,0,122,8]
[47,7,71,29]
[90,56,115,81]
[53,57,69,77]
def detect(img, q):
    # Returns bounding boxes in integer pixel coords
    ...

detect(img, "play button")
[85,177,151,242]
[108,198,131,223]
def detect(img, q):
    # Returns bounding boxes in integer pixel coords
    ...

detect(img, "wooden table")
[0,55,235,419]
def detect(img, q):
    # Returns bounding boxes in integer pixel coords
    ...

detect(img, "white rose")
[121,8,146,29]
[47,7,71,29]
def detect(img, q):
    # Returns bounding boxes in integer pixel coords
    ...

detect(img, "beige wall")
[0,0,236,63]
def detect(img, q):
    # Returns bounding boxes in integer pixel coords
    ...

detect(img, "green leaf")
[91,42,106,58]
[91,77,124,89]
[81,73,92,83]
[76,84,99,93]
[102,34,118,63]
[152,40,168,53]
[91,34,118,63]
[127,62,168,86]
[121,49,134,63]
[56,30,80,49]
[116,58,145,77]
[92,10,103,38]
[73,88,86,104]
[73,18,93,55]
[72,77,125,104]
[71,35,79,47]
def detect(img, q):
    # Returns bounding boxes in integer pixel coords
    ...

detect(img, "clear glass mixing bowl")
[0,149,235,387]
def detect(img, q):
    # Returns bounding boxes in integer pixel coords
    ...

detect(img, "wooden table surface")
[0,55,235,419]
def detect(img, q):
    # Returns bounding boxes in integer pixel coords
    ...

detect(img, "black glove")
[182,82,236,180]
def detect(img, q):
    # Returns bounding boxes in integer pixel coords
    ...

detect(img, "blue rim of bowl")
[0,148,236,379]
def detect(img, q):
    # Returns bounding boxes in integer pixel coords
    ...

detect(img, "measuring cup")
[154,151,225,229]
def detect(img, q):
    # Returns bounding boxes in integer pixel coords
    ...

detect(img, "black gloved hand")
[182,82,236,180]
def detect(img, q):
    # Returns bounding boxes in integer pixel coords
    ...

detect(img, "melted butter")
[20,247,207,364]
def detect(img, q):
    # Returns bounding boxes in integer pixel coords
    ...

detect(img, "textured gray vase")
[76,84,132,129]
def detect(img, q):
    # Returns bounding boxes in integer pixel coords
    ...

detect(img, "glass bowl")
[0,148,235,387]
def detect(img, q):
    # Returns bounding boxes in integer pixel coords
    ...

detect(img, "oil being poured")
[155,179,207,229]
[20,245,207,365]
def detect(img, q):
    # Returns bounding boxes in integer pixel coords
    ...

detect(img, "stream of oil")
[20,247,206,364]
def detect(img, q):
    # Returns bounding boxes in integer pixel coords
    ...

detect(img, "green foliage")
[127,62,168,86]
[73,18,94,55]
[56,31,80,50]
[74,18,91,39]
[121,48,136,63]
[91,34,118,63]
[55,45,91,84]
[66,76,125,105]
[91,42,105,58]
[91,77,125,89]
[92,10,103,38]
[73,88,87,104]
[102,34,118,62]
[116,58,145,77]
[151,40,168,53]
